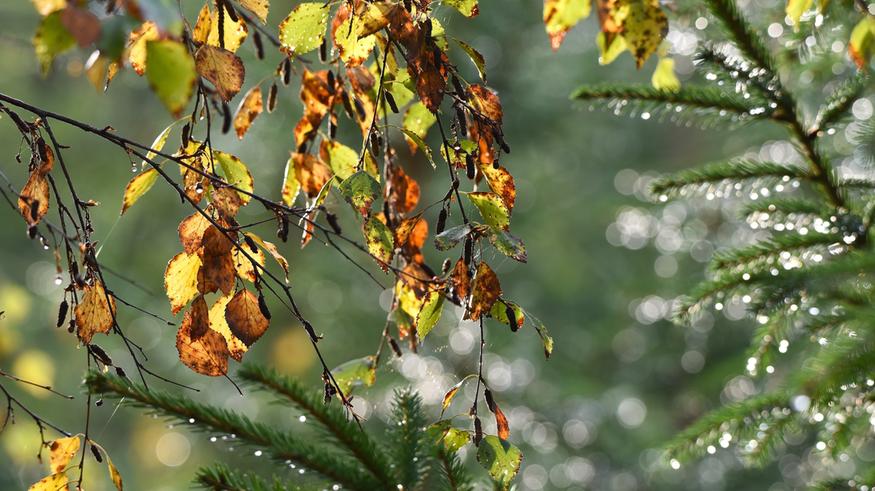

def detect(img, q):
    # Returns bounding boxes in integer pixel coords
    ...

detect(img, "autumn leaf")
[198,226,236,296]
[281,155,301,206]
[454,38,486,80]
[279,3,330,56]
[293,152,333,198]
[59,7,100,48]
[208,294,248,361]
[617,0,668,68]
[49,436,80,474]
[192,3,211,44]
[435,224,474,251]
[451,258,471,301]
[238,0,270,23]
[75,281,117,343]
[468,262,501,320]
[120,168,158,215]
[445,0,480,17]
[651,56,680,91]
[244,232,290,282]
[364,214,394,270]
[164,252,202,314]
[332,4,377,67]
[146,40,197,116]
[195,45,245,102]
[127,21,160,76]
[178,212,211,254]
[33,10,75,75]
[786,0,814,27]
[479,163,516,211]
[544,0,591,50]
[233,86,263,139]
[106,456,123,491]
[232,242,265,283]
[319,140,359,180]
[18,172,50,226]
[489,300,525,330]
[31,0,66,16]
[467,192,510,230]
[213,151,254,202]
[387,164,420,214]
[489,228,527,263]
[207,3,248,53]
[184,295,211,339]
[402,102,437,154]
[177,310,230,376]
[440,378,467,416]
[28,473,69,491]
[850,16,875,69]
[416,290,444,341]
[340,171,381,216]
[225,289,270,346]
[485,389,510,440]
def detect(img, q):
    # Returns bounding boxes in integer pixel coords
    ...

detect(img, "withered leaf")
[18,173,50,226]
[177,311,230,376]
[387,164,420,215]
[184,295,211,339]
[128,21,160,76]
[60,7,100,48]
[364,214,394,270]
[467,192,510,230]
[292,152,333,198]
[244,232,290,282]
[467,262,501,320]
[198,226,236,295]
[178,212,211,254]
[209,294,248,361]
[479,163,516,211]
[238,0,270,23]
[49,436,80,474]
[195,45,245,102]
[75,281,117,343]
[232,242,266,283]
[233,85,263,139]
[224,289,270,346]
[544,0,591,50]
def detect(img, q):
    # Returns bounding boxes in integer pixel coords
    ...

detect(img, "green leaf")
[33,10,75,75]
[543,0,590,50]
[416,291,444,341]
[434,224,473,251]
[429,421,470,453]
[121,168,159,215]
[364,216,394,269]
[651,57,680,92]
[145,39,197,116]
[453,38,486,80]
[444,0,479,17]
[526,312,554,358]
[489,300,524,330]
[321,141,359,180]
[339,171,380,216]
[477,435,522,489]
[466,192,510,230]
[279,3,330,56]
[849,15,875,69]
[332,356,376,394]
[399,128,435,168]
[488,227,526,263]
[402,103,437,154]
[213,151,254,202]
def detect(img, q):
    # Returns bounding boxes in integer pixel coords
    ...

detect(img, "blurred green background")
[0,0,848,489]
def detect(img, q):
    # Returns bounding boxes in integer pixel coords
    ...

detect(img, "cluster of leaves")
[576,0,875,484]
[27,435,122,491]
[85,365,525,490]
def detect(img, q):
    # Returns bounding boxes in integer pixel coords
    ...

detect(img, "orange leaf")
[177,310,230,376]
[75,281,116,343]
[467,262,501,320]
[233,85,263,139]
[224,289,270,346]
[195,45,245,102]
[292,152,333,198]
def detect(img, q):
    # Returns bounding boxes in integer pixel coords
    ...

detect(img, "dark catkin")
[326,71,336,94]
[267,83,278,112]
[257,292,271,320]
[244,234,258,253]
[253,31,264,59]
[57,299,68,327]
[278,214,289,242]
[282,58,291,85]
[506,304,519,331]
[181,122,191,146]
[326,212,342,234]
[90,445,103,463]
[389,337,403,357]
[465,153,476,179]
[319,37,328,62]
[473,416,483,445]
[464,237,473,265]
[385,91,399,113]
[436,208,447,234]
[221,102,231,134]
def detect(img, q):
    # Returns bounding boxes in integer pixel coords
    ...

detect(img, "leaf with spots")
[340,170,381,216]
[233,85,263,139]
[543,0,591,50]
[364,214,394,270]
[213,151,254,202]
[319,140,359,180]
[120,168,158,215]
[467,192,510,230]
[239,0,270,24]
[402,102,437,155]
[225,289,270,346]
[467,262,501,321]
[332,356,377,394]
[75,281,117,343]
[279,3,330,56]
[177,308,230,376]
[477,435,522,489]
[49,436,80,474]
[488,227,527,263]
[195,45,245,102]
[207,3,248,53]
[293,152,333,199]
[416,290,444,341]
[445,0,480,17]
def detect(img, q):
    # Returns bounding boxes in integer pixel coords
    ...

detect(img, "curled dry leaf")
[467,262,501,320]
[75,281,117,343]
[195,45,245,102]
[233,85,263,139]
[224,289,270,346]
[18,172,50,226]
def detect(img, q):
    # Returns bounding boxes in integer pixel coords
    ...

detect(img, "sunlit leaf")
[402,102,437,155]
[192,3,211,44]
[49,436,80,474]
[617,0,668,68]
[364,215,394,270]
[107,456,123,491]
[333,4,377,67]
[120,168,159,215]
[31,0,66,16]
[233,86,263,139]
[28,473,69,491]
[279,3,330,56]
[206,3,248,53]
[416,290,444,340]
[467,192,510,230]
[340,171,381,216]
[232,243,265,283]
[387,164,420,214]
[208,294,247,361]
[480,164,516,211]
[213,151,254,202]
[293,152,333,198]
[195,45,245,102]
[526,312,554,358]
[488,227,527,263]
[400,128,435,168]
[281,154,301,206]
[850,15,875,69]
[454,38,486,80]
[445,0,479,17]
[128,21,160,75]
[786,0,813,27]
[434,224,473,251]
[477,435,522,488]
[198,226,236,295]
[543,0,590,50]
[146,39,197,116]
[178,212,211,254]
[468,262,501,321]
[164,252,202,314]
[244,232,290,282]
[651,56,680,91]
[441,379,465,415]
[451,258,471,301]
[18,173,50,226]
[33,10,75,75]
[332,356,376,394]
[75,281,117,343]
[319,140,359,180]
[430,421,471,453]
[177,308,230,376]
[489,300,525,330]
[224,289,270,346]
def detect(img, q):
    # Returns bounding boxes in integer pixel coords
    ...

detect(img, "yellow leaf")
[127,21,160,76]
[31,0,66,16]
[192,3,211,44]
[239,0,270,23]
[245,232,290,282]
[651,56,680,91]
[363,215,394,270]
[333,5,377,67]
[48,436,80,474]
[786,0,813,27]
[208,294,248,361]
[177,308,230,376]
[28,473,69,491]
[164,252,202,314]
[107,456,123,490]
[618,0,668,68]
[850,15,875,69]
[195,45,245,102]
[120,168,158,215]
[206,3,248,52]
[232,243,265,283]
[233,86,263,139]
[544,0,591,51]
[597,30,626,65]
[75,282,116,343]
[281,154,301,206]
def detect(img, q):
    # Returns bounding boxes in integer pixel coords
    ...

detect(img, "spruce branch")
[236,364,394,488]
[195,464,288,491]
[740,198,831,220]
[709,231,840,272]
[435,448,474,491]
[84,372,381,490]
[705,0,778,77]
[651,159,809,198]
[814,72,871,131]
[388,389,431,489]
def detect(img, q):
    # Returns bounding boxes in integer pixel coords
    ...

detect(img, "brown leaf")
[210,186,245,219]
[467,262,500,320]
[479,163,516,211]
[75,281,116,343]
[178,212,211,254]
[208,294,248,361]
[233,86,263,139]
[18,173,50,226]
[60,7,100,47]
[186,295,211,339]
[294,69,342,147]
[232,243,265,283]
[198,226,236,295]
[195,45,245,102]
[292,152,333,198]
[224,289,270,346]
[387,164,420,215]
[238,0,270,23]
[177,311,229,376]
